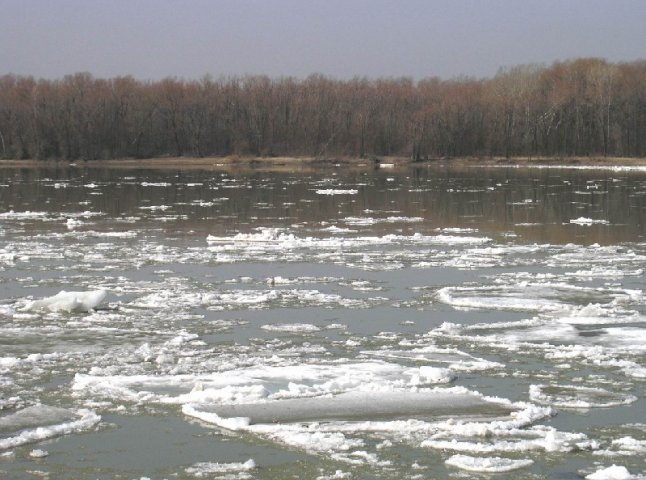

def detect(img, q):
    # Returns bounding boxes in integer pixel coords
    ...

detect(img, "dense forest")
[0,58,644,161]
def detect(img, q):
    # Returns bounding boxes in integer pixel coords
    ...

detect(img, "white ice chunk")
[343,216,424,225]
[66,218,84,230]
[29,449,48,458]
[586,465,636,479]
[315,189,358,195]
[185,458,255,477]
[0,210,49,220]
[316,470,352,480]
[570,217,609,225]
[611,436,646,454]
[261,323,321,333]
[24,290,107,313]
[417,366,456,384]
[445,454,534,472]
[435,285,567,313]
[182,404,250,431]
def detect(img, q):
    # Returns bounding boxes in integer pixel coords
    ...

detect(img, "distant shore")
[2,156,646,171]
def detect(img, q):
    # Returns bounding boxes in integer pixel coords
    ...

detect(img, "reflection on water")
[1,164,644,243]
[0,164,645,479]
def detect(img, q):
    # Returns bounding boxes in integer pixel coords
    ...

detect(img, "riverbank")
[2,155,646,171]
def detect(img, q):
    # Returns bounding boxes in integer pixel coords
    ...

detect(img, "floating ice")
[72,357,559,465]
[65,218,84,229]
[183,389,555,464]
[4,170,646,476]
[435,227,479,233]
[186,391,509,425]
[24,290,107,313]
[82,230,137,238]
[610,437,646,454]
[140,182,172,187]
[596,436,646,457]
[570,217,610,225]
[182,404,251,431]
[315,189,358,195]
[139,205,171,211]
[0,249,16,266]
[414,366,455,384]
[0,210,50,220]
[434,281,640,315]
[131,286,374,311]
[73,361,459,405]
[421,425,592,454]
[0,405,76,432]
[316,470,352,480]
[185,459,255,477]
[435,285,569,313]
[0,405,100,450]
[320,225,354,233]
[529,384,638,409]
[261,323,321,333]
[205,228,492,271]
[586,465,636,479]
[361,346,503,372]
[508,199,539,205]
[445,454,534,472]
[342,216,423,225]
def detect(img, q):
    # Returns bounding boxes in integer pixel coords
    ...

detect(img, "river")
[1,163,645,479]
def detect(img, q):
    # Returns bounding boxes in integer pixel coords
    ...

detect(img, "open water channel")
[0,163,645,479]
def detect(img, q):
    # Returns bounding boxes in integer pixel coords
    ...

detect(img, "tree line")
[0,58,644,161]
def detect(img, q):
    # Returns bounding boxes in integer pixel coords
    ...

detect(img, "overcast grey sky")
[1,0,644,80]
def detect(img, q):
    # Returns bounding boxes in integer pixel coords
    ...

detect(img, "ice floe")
[360,346,503,372]
[261,323,321,333]
[595,436,646,457]
[342,216,423,225]
[0,405,100,450]
[315,189,358,195]
[186,390,502,425]
[529,384,637,409]
[182,389,554,464]
[445,454,534,472]
[23,290,107,313]
[185,459,255,478]
[434,281,642,317]
[0,211,50,220]
[586,465,638,479]
[570,217,610,226]
[69,355,566,465]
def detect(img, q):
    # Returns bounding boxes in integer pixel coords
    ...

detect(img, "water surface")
[1,164,645,479]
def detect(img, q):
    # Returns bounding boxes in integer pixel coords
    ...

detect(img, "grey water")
[0,164,645,479]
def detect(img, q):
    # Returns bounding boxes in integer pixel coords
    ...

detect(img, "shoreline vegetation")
[1,58,644,163]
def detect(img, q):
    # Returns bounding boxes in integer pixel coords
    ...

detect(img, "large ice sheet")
[192,391,514,424]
